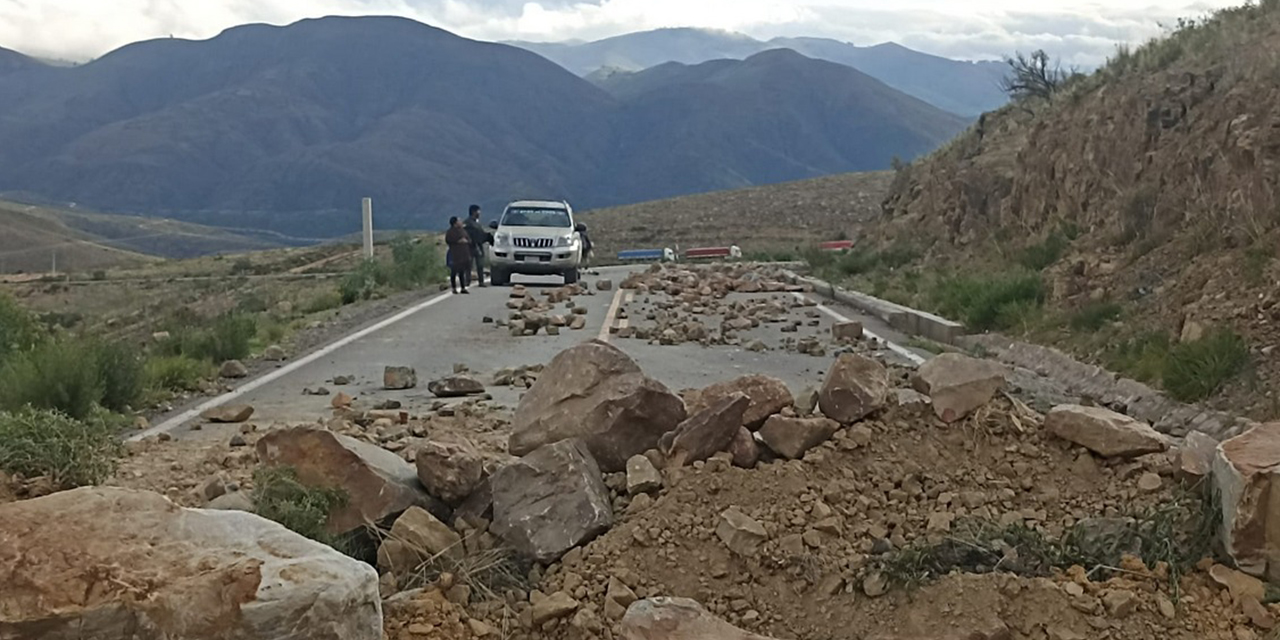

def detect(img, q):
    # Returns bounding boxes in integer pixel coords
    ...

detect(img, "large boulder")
[1045,405,1168,458]
[661,393,751,466]
[1215,422,1280,579]
[758,415,839,460]
[509,341,687,472]
[0,487,381,640]
[818,354,889,424]
[491,439,613,563]
[415,440,487,506]
[910,353,1007,423]
[256,426,444,534]
[622,597,777,640]
[683,375,793,430]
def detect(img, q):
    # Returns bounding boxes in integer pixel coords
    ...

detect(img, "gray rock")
[219,360,249,379]
[427,375,486,398]
[911,353,1007,423]
[818,354,889,424]
[625,455,662,495]
[491,439,613,563]
[383,366,417,390]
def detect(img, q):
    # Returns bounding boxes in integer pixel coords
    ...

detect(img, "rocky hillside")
[865,2,1280,420]
[0,17,964,237]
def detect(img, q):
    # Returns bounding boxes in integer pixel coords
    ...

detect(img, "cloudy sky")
[0,0,1245,66]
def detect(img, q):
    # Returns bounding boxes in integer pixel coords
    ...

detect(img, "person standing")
[445,216,472,294]
[464,204,489,287]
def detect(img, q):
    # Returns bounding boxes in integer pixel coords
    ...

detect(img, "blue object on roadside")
[617,249,665,261]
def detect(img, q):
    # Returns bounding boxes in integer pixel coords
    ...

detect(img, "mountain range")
[0,17,969,236]
[510,28,1009,116]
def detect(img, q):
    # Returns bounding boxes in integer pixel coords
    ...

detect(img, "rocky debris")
[757,415,839,459]
[0,487,381,640]
[376,506,463,574]
[303,387,331,396]
[570,315,588,330]
[622,597,778,640]
[1215,422,1280,578]
[597,279,614,291]
[1178,430,1219,479]
[264,345,287,361]
[1209,564,1266,602]
[794,386,819,416]
[684,375,793,430]
[415,440,487,506]
[491,439,613,563]
[509,340,687,472]
[207,490,255,512]
[256,426,444,534]
[818,353,889,423]
[200,404,255,424]
[893,388,932,410]
[332,375,352,385]
[532,591,581,625]
[492,364,543,388]
[219,359,249,378]
[427,374,486,398]
[911,353,1007,423]
[627,455,663,495]
[832,321,864,342]
[1045,405,1169,458]
[862,573,889,597]
[728,427,760,468]
[331,392,355,408]
[384,366,418,390]
[662,394,751,466]
[716,507,768,556]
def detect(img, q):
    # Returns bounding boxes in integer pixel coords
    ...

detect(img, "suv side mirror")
[488,221,499,230]
[575,223,587,233]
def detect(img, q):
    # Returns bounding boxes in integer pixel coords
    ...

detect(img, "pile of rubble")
[492,284,592,336]
[8,317,1280,640]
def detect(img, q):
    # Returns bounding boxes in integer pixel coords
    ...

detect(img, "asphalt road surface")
[135,265,928,443]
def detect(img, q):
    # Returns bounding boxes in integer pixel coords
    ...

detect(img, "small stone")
[1156,592,1176,619]
[1137,472,1162,492]
[384,366,418,390]
[229,435,247,447]
[219,360,249,379]
[1064,582,1084,597]
[1102,590,1138,618]
[468,619,496,637]
[200,405,255,424]
[332,375,351,385]
[331,392,354,409]
[263,345,287,362]
[716,507,767,556]
[531,592,580,625]
[862,573,888,597]
[626,455,662,495]
[596,280,613,291]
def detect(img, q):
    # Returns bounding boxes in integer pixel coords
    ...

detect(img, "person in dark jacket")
[464,204,489,286]
[445,216,472,294]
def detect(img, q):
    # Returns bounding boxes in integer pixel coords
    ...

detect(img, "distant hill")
[511,28,1008,116]
[0,46,41,75]
[0,199,289,273]
[602,51,968,204]
[0,17,964,237]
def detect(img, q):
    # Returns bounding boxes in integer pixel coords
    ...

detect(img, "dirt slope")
[869,2,1280,419]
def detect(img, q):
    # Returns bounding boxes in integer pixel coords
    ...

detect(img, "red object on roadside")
[685,246,733,259]
[819,240,854,252]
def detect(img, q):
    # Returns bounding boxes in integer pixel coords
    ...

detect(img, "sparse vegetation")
[1067,301,1124,332]
[0,293,43,363]
[1163,328,1250,402]
[878,487,1219,598]
[91,340,146,413]
[0,339,106,420]
[999,50,1073,104]
[252,466,349,548]
[302,291,344,314]
[1017,228,1071,271]
[1244,245,1276,285]
[160,312,258,363]
[339,235,446,304]
[1105,331,1174,384]
[928,270,1045,332]
[144,354,214,393]
[0,407,125,488]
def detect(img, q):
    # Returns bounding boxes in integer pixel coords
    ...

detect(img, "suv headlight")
[495,233,511,247]
[555,234,576,248]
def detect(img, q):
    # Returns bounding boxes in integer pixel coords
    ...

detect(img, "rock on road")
[152,265,924,441]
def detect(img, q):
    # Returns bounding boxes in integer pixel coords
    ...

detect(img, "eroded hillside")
[855,1,1280,419]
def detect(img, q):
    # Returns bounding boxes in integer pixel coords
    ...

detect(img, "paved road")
[135,265,928,443]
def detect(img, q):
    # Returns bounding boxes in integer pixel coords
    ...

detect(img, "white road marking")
[131,290,456,441]
[793,293,926,366]
[598,287,626,342]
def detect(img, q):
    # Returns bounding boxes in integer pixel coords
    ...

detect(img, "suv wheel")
[491,268,511,286]
[563,268,580,285]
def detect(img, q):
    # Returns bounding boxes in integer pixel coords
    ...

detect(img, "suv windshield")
[501,207,571,228]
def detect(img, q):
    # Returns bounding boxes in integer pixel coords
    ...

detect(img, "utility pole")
[51,249,57,276]
[362,198,374,260]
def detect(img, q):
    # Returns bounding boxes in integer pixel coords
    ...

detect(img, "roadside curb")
[781,270,966,344]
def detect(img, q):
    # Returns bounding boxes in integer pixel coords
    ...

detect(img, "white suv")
[487,200,586,286]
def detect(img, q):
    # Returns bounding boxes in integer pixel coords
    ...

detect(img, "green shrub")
[145,354,214,392]
[92,340,145,413]
[0,294,42,363]
[165,313,258,363]
[340,260,387,304]
[388,234,447,289]
[0,408,124,488]
[302,291,344,314]
[253,466,349,547]
[1163,329,1250,402]
[1068,302,1124,332]
[1243,246,1275,285]
[237,293,270,314]
[929,270,1045,332]
[0,339,105,419]
[1018,230,1070,271]
[1105,331,1172,384]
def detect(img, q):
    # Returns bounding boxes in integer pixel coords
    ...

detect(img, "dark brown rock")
[427,375,486,398]
[757,415,839,459]
[818,354,888,424]
[415,440,486,505]
[383,366,417,390]
[684,375,793,430]
[200,404,255,424]
[727,427,759,468]
[662,394,751,467]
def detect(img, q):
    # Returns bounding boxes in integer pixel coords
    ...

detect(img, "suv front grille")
[514,237,554,249]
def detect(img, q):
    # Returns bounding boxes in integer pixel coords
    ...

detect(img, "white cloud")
[0,0,1249,64]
